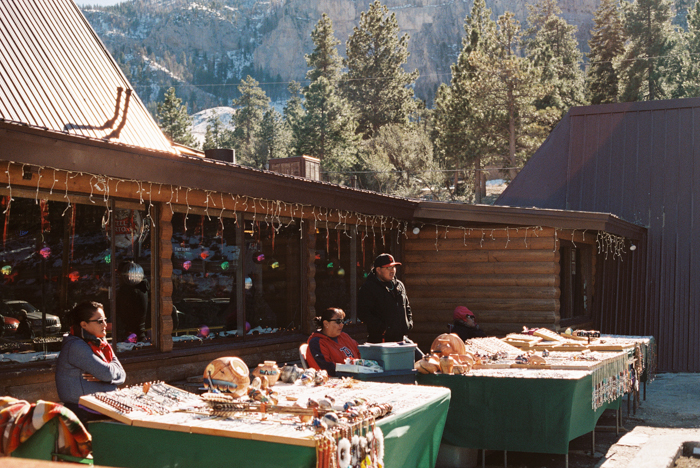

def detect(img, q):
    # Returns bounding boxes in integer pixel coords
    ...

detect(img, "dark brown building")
[497,98,700,372]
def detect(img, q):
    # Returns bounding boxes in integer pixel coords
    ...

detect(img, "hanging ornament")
[183,260,192,271]
[200,251,210,260]
[1,265,11,275]
[220,261,230,271]
[40,247,51,258]
[119,261,144,286]
[68,271,80,282]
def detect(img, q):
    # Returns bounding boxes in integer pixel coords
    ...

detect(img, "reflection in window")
[171,213,239,340]
[314,227,352,314]
[244,220,301,334]
[0,197,111,361]
[170,214,302,344]
[110,206,152,346]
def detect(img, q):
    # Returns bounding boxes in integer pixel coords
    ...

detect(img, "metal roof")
[0,0,174,153]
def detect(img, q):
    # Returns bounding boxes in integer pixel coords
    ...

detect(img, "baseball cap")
[454,306,475,322]
[373,253,402,269]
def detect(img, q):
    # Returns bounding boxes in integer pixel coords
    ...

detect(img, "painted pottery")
[203,356,250,397]
[251,360,280,386]
[415,354,440,374]
[430,333,466,356]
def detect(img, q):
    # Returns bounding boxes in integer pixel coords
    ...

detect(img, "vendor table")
[88,381,451,468]
[417,370,620,456]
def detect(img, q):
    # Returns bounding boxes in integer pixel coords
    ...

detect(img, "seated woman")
[55,301,126,425]
[452,305,487,340]
[305,308,360,376]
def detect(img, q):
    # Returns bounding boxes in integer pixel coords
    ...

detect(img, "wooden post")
[158,204,173,352]
[302,222,316,335]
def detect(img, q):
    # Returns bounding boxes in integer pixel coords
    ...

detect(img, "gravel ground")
[446,373,700,468]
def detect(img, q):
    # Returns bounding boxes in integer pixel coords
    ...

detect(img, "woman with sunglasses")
[56,301,126,425]
[305,308,361,376]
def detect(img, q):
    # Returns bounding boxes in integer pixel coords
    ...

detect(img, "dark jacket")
[358,271,412,343]
[452,321,487,340]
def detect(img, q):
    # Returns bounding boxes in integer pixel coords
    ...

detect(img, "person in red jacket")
[305,308,361,376]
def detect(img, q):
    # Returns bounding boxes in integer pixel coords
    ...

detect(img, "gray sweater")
[55,334,126,405]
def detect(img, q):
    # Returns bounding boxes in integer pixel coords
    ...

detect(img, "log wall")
[404,226,596,352]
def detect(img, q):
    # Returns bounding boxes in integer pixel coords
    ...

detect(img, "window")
[170,213,301,344]
[559,240,592,322]
[0,194,153,363]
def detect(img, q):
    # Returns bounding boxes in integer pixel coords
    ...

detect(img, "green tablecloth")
[89,388,450,468]
[417,373,620,455]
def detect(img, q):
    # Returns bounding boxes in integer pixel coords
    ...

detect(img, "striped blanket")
[0,396,91,458]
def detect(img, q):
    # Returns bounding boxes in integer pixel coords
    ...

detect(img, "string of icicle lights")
[5,161,630,259]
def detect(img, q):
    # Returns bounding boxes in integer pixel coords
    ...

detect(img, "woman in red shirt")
[305,308,360,376]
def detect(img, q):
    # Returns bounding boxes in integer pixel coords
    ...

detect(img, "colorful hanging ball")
[183,260,192,271]
[220,261,230,270]
[39,247,51,259]
[1,265,11,275]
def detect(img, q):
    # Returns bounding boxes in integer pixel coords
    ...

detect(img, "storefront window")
[171,212,239,340]
[244,219,301,333]
[170,213,302,344]
[0,196,111,361]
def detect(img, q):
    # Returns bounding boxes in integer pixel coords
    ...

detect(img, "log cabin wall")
[403,226,598,352]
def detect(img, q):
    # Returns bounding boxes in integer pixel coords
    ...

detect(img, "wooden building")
[497,98,700,372]
[0,0,645,402]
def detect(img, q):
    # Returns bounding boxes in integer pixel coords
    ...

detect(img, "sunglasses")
[327,319,346,324]
[88,318,108,325]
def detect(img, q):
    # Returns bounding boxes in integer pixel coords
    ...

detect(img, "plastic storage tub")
[358,342,416,371]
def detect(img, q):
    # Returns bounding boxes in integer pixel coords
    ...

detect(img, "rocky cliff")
[82,0,601,109]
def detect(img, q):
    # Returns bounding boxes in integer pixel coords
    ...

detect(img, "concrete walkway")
[596,373,700,468]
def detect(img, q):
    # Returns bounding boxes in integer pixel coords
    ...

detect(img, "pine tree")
[284,81,306,154]
[156,87,197,147]
[231,76,270,166]
[343,1,419,139]
[255,108,292,168]
[668,0,700,98]
[433,0,498,200]
[523,0,586,111]
[619,0,677,101]
[298,15,358,180]
[202,112,231,151]
[471,12,558,180]
[586,0,626,104]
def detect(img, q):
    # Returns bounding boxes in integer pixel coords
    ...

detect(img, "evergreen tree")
[298,15,358,180]
[470,12,558,180]
[523,0,586,111]
[619,0,677,101]
[156,87,197,147]
[284,81,306,154]
[255,108,292,168]
[360,123,440,199]
[202,112,233,151]
[586,0,626,104]
[231,76,270,166]
[433,0,499,200]
[668,0,700,98]
[343,1,419,139]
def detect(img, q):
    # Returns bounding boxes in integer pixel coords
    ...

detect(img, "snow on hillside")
[190,106,235,146]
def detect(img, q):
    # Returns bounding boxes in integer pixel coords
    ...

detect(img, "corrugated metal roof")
[497,97,700,372]
[0,0,174,153]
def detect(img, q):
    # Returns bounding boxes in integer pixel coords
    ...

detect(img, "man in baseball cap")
[358,253,413,343]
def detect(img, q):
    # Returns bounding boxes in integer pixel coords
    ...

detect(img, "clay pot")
[415,354,440,374]
[430,333,466,356]
[252,360,280,386]
[439,355,455,374]
[203,356,250,397]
